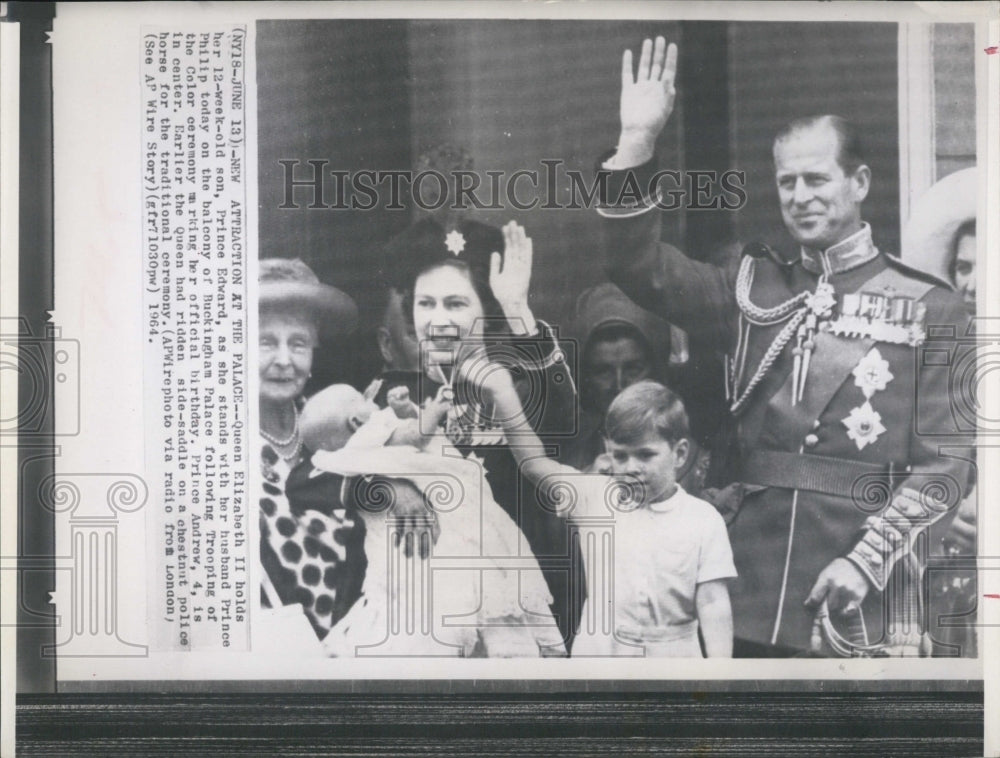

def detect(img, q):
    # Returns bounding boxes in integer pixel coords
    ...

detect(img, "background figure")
[566,282,667,467]
[902,167,977,313]
[567,280,734,496]
[257,259,369,640]
[902,167,978,656]
[566,282,718,494]
[359,282,424,407]
[377,287,421,373]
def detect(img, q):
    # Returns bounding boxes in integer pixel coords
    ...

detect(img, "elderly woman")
[288,218,578,654]
[257,258,365,640]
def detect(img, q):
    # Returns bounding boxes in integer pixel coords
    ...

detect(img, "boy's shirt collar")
[646,484,686,513]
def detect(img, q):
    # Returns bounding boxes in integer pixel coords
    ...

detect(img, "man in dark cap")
[595,37,973,656]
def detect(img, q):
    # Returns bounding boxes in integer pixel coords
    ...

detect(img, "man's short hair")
[774,115,866,174]
[604,380,689,446]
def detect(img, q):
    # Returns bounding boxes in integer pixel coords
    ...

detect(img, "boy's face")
[605,429,687,505]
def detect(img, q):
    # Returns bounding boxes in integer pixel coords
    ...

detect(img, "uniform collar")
[800,223,879,276]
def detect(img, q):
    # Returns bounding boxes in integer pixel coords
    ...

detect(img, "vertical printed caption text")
[142,28,248,651]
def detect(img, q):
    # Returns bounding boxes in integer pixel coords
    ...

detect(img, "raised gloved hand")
[615,36,678,167]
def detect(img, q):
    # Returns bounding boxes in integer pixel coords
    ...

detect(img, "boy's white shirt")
[573,480,737,632]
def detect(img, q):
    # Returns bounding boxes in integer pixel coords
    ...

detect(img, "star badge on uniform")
[445,229,466,256]
[842,401,887,451]
[852,347,894,399]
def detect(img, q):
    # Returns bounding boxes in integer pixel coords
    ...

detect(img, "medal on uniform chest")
[791,278,836,405]
[729,226,931,421]
[828,287,927,346]
[851,347,894,399]
[842,401,887,451]
[729,253,926,414]
[842,347,894,450]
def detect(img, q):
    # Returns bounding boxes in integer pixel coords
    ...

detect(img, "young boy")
[479,369,736,657]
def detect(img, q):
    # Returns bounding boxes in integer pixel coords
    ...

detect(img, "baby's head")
[603,380,690,505]
[300,384,378,452]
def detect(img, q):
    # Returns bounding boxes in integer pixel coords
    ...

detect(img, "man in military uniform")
[597,37,972,655]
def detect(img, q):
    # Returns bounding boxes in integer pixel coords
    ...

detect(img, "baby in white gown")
[299,384,565,658]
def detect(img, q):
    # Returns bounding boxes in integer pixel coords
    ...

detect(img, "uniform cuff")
[507,319,566,372]
[595,148,661,218]
[846,487,951,591]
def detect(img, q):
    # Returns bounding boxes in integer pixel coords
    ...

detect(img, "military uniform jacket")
[597,155,973,650]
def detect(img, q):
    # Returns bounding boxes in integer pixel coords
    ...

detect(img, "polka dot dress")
[260,439,359,639]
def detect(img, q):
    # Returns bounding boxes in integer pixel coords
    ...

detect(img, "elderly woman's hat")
[259,258,358,337]
[902,167,976,282]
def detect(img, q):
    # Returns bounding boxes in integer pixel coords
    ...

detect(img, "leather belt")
[739,450,892,499]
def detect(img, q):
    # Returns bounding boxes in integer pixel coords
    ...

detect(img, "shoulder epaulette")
[882,253,954,293]
[741,241,795,270]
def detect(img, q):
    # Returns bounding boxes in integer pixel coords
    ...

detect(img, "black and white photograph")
[3,2,997,755]
[250,15,983,662]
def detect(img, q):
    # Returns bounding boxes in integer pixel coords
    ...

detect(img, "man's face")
[584,335,651,414]
[378,288,420,371]
[953,232,976,312]
[774,123,869,251]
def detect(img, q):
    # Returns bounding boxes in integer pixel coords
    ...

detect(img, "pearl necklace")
[262,406,302,462]
[274,436,303,465]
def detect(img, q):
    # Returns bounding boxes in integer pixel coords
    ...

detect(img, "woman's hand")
[616,36,678,167]
[351,476,441,558]
[490,221,537,336]
[389,478,441,559]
